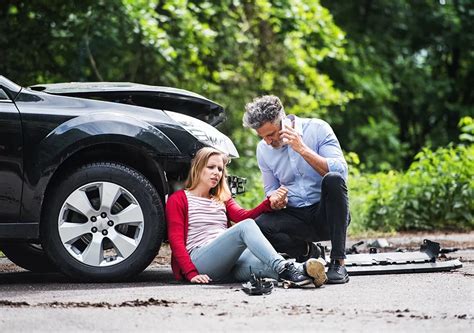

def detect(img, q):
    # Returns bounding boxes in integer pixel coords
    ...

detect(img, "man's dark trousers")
[256,172,349,260]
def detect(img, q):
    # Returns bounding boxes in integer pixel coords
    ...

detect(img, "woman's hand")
[269,186,288,210]
[190,274,212,284]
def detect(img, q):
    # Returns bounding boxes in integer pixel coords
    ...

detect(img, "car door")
[0,87,23,222]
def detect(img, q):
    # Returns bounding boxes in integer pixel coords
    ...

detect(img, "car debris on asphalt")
[344,239,462,275]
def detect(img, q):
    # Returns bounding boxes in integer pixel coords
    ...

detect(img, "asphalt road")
[0,233,473,332]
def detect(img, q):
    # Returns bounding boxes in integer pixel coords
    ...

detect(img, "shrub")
[397,144,473,230]
[350,144,474,232]
[349,171,401,233]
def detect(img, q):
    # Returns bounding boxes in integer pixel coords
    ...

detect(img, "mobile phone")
[281,117,292,143]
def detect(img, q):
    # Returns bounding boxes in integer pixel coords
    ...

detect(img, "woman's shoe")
[303,258,328,287]
[278,262,312,286]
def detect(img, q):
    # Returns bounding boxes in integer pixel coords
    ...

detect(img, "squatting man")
[243,95,350,284]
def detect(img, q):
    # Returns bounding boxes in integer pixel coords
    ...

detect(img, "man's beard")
[271,139,283,148]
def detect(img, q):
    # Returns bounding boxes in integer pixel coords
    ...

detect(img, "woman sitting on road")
[165,147,327,286]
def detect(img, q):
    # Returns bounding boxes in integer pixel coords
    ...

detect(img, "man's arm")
[298,146,329,176]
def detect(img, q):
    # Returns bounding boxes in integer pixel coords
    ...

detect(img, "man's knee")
[322,172,346,192]
[255,214,276,235]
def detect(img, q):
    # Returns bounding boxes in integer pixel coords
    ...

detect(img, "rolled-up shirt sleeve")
[327,157,348,179]
[317,121,348,180]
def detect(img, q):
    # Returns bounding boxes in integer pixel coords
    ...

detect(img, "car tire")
[0,242,57,272]
[41,162,165,282]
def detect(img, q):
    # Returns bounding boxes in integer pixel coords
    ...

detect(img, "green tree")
[322,0,474,170]
[1,0,350,185]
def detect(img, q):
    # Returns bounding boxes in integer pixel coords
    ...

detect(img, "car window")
[0,88,10,101]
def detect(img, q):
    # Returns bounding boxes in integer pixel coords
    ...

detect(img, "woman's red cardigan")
[165,190,272,281]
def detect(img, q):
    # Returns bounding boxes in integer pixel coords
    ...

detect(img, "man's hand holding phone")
[280,117,306,154]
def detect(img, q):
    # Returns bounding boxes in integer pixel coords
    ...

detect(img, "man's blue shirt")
[257,116,348,208]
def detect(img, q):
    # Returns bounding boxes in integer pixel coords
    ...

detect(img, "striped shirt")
[185,191,228,253]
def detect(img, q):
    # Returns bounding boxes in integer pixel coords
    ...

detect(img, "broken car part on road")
[345,239,462,275]
[241,270,274,296]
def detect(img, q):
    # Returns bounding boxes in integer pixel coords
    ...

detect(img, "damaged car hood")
[29,81,226,127]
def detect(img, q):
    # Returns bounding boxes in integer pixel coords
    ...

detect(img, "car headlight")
[167,111,239,158]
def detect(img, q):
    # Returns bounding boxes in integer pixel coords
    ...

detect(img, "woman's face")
[200,154,224,189]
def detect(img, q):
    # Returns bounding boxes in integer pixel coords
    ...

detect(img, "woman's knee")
[237,218,258,232]
[234,219,262,241]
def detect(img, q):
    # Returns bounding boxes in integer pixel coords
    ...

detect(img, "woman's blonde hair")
[185,147,231,202]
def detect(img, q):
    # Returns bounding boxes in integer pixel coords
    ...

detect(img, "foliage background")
[1,0,472,233]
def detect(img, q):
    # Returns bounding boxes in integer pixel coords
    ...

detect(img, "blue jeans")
[190,219,286,282]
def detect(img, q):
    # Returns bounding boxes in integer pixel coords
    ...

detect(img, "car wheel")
[41,162,165,281]
[0,242,57,272]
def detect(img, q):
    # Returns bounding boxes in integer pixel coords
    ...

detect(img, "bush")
[349,170,400,233]
[398,144,473,230]
[350,144,474,232]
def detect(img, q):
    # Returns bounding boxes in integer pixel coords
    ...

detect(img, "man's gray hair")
[243,95,285,130]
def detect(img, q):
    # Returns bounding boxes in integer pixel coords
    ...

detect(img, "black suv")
[0,76,243,281]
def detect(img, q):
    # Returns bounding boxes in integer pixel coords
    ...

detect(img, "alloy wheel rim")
[57,181,144,267]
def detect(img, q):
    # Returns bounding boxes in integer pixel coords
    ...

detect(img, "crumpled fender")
[32,112,180,180]
[22,112,183,224]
